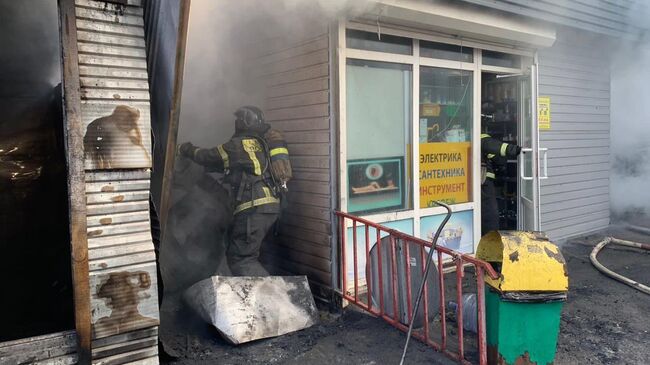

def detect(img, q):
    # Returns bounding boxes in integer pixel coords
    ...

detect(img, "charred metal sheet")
[64,0,159,362]
[89,264,160,339]
[0,331,77,364]
[86,171,159,340]
[75,0,152,170]
[185,276,319,345]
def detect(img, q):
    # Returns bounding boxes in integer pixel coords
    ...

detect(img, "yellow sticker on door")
[538,96,551,130]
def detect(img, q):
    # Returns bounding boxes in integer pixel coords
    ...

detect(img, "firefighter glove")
[179,142,196,158]
[505,144,522,157]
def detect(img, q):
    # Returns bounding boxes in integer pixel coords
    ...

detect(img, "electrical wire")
[399,201,452,365]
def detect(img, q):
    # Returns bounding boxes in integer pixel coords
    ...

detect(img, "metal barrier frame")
[335,211,500,365]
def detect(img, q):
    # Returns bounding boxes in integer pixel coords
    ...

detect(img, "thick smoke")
[0,0,61,135]
[177,0,376,147]
[164,0,379,293]
[609,4,650,219]
[610,43,650,218]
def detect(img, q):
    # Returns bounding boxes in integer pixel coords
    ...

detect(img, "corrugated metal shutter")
[74,0,159,363]
[256,26,333,293]
[538,29,611,240]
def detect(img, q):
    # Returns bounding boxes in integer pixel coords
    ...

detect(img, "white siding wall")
[538,29,611,240]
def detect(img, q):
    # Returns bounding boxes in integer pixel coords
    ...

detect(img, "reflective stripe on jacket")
[189,128,288,214]
[481,133,516,181]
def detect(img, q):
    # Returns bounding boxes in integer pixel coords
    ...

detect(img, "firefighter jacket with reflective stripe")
[265,128,292,184]
[189,128,287,214]
[481,133,518,181]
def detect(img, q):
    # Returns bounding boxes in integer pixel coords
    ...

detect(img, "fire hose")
[400,201,452,365]
[590,232,650,295]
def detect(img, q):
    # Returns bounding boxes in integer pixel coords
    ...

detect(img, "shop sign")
[419,142,470,207]
[538,96,551,130]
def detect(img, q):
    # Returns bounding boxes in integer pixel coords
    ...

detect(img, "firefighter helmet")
[235,106,265,130]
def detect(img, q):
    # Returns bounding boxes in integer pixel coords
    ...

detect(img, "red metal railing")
[335,211,500,365]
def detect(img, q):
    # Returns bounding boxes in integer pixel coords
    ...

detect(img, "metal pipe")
[438,250,447,351]
[390,235,400,322]
[377,227,384,316]
[590,237,650,295]
[420,246,430,344]
[353,220,358,301]
[340,217,347,296]
[476,266,488,365]
[456,257,465,360]
[404,239,413,323]
[365,225,371,310]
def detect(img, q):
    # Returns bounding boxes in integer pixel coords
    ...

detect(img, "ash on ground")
[160,223,650,365]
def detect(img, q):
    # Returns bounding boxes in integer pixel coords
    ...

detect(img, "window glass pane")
[482,50,521,69]
[419,67,473,207]
[420,40,473,62]
[346,59,412,214]
[346,29,412,55]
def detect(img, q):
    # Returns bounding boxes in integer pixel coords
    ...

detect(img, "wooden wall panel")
[256,24,334,289]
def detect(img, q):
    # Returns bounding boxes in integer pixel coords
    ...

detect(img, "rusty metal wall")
[74,0,159,363]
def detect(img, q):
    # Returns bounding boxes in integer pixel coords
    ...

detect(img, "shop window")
[419,67,473,207]
[482,50,521,69]
[420,40,473,63]
[346,59,412,214]
[346,29,412,55]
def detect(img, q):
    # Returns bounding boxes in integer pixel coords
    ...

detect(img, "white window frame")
[337,20,534,253]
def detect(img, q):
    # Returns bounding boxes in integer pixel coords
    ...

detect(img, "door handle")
[539,148,549,179]
[520,148,533,181]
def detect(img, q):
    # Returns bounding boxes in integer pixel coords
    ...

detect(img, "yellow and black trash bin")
[477,231,568,365]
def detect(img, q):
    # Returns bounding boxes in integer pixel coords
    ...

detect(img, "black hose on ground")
[399,201,452,365]
[626,223,650,236]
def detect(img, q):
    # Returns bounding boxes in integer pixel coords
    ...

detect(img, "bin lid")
[476,231,568,292]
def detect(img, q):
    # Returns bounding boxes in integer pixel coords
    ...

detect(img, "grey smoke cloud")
[177,0,377,147]
[610,42,650,217]
[168,0,379,291]
[609,1,650,218]
[0,0,60,87]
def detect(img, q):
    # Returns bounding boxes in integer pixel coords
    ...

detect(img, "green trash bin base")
[486,286,564,365]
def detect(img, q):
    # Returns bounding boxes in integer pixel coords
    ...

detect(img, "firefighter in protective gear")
[481,133,521,235]
[179,106,290,276]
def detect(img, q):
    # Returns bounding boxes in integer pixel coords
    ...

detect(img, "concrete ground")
[160,223,650,365]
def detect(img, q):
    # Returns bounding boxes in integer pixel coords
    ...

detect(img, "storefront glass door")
[517,64,541,230]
